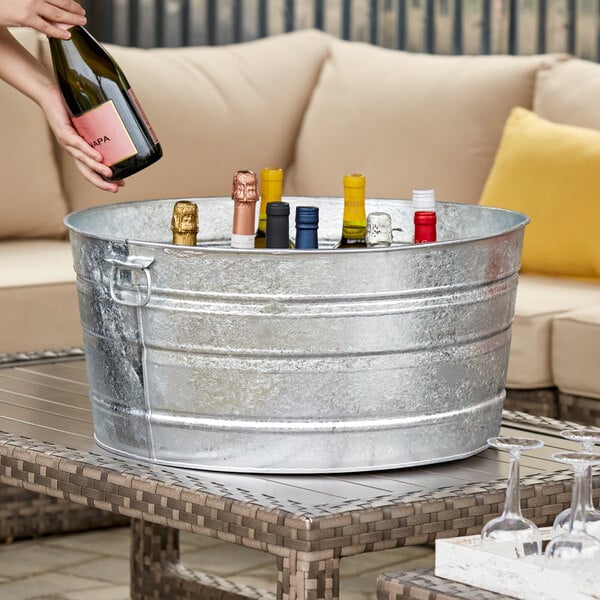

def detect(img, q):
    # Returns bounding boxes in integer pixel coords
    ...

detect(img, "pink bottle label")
[72,100,137,166]
[128,89,159,144]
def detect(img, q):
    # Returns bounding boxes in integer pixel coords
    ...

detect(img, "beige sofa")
[2,27,600,423]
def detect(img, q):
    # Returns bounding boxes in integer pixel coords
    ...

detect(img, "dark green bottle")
[49,26,162,181]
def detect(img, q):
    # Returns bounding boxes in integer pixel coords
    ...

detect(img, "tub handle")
[106,255,154,307]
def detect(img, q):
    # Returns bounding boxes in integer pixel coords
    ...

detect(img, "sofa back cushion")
[40,29,332,212]
[534,57,600,129]
[286,40,565,204]
[0,28,68,239]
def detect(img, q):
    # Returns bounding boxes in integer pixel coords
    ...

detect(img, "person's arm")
[0,6,125,192]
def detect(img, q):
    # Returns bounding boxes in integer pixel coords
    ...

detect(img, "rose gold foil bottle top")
[171,200,198,246]
[231,170,259,249]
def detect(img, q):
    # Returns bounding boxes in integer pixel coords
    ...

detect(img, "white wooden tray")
[435,528,600,600]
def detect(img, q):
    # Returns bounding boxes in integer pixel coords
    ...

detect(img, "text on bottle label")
[72,100,138,166]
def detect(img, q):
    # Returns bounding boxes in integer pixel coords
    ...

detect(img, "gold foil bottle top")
[171,200,198,246]
[232,170,259,204]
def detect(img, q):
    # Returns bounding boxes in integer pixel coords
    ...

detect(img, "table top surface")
[0,352,582,521]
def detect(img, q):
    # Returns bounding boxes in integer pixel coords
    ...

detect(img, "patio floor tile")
[0,526,436,599]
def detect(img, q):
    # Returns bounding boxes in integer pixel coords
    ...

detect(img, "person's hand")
[0,0,87,39]
[40,85,125,193]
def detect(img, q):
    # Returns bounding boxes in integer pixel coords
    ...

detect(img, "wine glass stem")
[568,464,588,535]
[585,465,596,510]
[502,452,523,518]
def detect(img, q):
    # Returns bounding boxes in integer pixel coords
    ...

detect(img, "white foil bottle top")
[412,188,436,211]
[366,212,393,247]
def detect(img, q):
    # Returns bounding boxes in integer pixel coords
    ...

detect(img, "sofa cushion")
[286,40,564,203]
[534,58,600,130]
[479,107,600,280]
[0,240,75,287]
[552,306,600,400]
[0,28,68,239]
[40,29,332,212]
[509,274,600,389]
[0,240,80,354]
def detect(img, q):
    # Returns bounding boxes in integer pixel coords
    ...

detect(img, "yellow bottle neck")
[258,169,283,233]
[342,177,366,240]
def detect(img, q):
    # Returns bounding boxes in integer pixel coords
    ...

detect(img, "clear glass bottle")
[49,25,162,181]
[255,167,284,248]
[335,174,367,249]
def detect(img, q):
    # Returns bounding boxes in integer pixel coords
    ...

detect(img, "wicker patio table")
[0,350,588,600]
[377,568,515,599]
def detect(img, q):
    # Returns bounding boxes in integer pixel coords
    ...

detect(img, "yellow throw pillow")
[479,107,600,279]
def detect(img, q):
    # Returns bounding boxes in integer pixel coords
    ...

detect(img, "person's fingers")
[30,17,71,39]
[27,0,87,38]
[47,0,86,16]
[66,133,103,163]
[39,88,126,192]
[54,128,116,183]
[52,125,104,164]
[38,3,87,26]
[74,159,124,193]
[67,144,113,179]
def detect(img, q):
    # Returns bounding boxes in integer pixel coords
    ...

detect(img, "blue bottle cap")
[295,206,319,227]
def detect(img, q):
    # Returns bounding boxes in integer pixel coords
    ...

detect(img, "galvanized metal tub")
[65,197,528,473]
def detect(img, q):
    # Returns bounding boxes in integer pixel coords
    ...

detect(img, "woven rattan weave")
[377,568,509,600]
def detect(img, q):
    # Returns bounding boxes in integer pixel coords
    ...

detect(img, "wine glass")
[545,452,600,573]
[480,437,544,559]
[552,429,600,539]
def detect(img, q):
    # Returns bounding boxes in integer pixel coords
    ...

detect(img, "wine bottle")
[412,188,437,243]
[295,206,319,249]
[49,26,162,181]
[335,174,367,249]
[366,212,393,247]
[231,170,259,249]
[414,211,437,243]
[255,167,284,248]
[266,202,293,249]
[171,201,198,246]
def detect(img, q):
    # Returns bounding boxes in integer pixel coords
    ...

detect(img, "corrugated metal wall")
[80,0,600,60]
